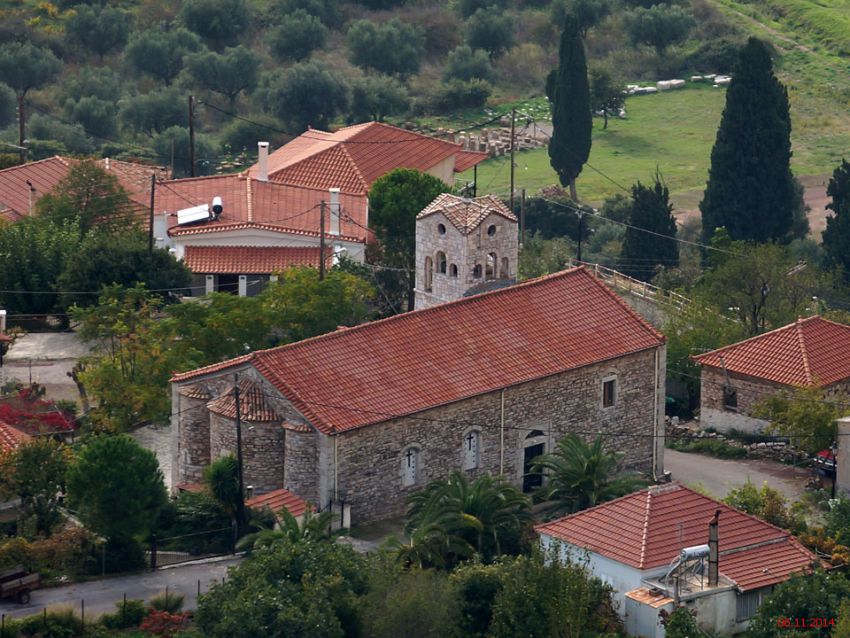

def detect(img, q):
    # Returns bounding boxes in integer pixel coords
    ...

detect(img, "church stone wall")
[209,412,286,493]
[337,346,664,524]
[176,394,210,485]
[284,429,320,506]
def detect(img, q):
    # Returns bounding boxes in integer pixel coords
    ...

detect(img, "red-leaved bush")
[0,389,74,434]
[140,610,190,637]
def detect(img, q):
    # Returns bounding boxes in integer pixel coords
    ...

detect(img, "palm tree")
[402,471,531,568]
[532,434,646,516]
[236,508,336,553]
[204,455,240,519]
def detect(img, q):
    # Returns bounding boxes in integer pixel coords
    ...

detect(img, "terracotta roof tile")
[178,384,212,400]
[159,175,368,242]
[247,122,485,194]
[0,156,164,219]
[206,379,282,422]
[183,246,330,274]
[534,484,819,590]
[246,487,309,517]
[168,220,361,243]
[173,267,664,434]
[0,419,30,454]
[694,316,850,387]
[418,193,517,234]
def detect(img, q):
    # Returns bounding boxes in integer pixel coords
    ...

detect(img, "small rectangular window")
[602,379,616,408]
[724,386,738,411]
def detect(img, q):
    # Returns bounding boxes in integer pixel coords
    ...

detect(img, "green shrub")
[667,437,748,459]
[99,598,147,630]
[149,589,185,613]
[429,79,492,113]
[18,606,83,637]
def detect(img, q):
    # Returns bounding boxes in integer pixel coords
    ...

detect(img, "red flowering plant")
[140,609,190,637]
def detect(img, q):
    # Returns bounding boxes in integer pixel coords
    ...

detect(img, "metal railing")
[568,259,691,311]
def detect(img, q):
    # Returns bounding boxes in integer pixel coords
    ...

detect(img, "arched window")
[402,446,420,487]
[487,224,497,236]
[472,264,483,279]
[463,430,480,470]
[438,223,446,235]
[500,257,510,278]
[437,251,447,274]
[449,264,458,278]
[424,256,433,292]
[485,252,497,280]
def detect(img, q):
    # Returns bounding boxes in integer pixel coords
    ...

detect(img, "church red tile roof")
[418,193,516,234]
[245,122,486,194]
[184,246,330,274]
[172,267,664,434]
[0,419,30,454]
[693,316,850,387]
[206,379,282,422]
[246,487,310,517]
[535,484,819,591]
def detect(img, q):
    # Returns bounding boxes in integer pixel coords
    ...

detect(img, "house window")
[449,264,458,277]
[463,430,480,470]
[402,446,420,487]
[438,223,446,235]
[437,251,447,274]
[485,252,497,280]
[736,587,771,621]
[472,264,483,279]
[602,377,617,408]
[724,385,738,411]
[424,256,433,292]
[487,224,497,236]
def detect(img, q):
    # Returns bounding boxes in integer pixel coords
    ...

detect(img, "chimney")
[708,509,720,586]
[257,142,269,182]
[329,187,340,236]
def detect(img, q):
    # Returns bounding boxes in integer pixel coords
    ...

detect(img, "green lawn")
[461,85,728,207]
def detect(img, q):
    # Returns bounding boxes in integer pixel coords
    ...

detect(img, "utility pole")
[509,108,516,213]
[319,201,326,281]
[148,174,156,255]
[520,188,526,248]
[233,374,246,534]
[17,95,26,164]
[188,95,196,178]
[472,165,477,198]
[576,210,584,262]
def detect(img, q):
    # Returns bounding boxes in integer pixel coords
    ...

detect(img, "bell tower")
[414,194,518,310]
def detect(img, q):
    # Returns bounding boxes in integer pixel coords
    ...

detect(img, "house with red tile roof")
[0,156,167,222]
[536,483,820,636]
[0,419,30,455]
[693,316,850,433]
[169,266,667,524]
[153,122,486,296]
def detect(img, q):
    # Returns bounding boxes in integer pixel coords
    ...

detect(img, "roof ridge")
[693,319,806,363]
[348,121,462,150]
[638,488,653,568]
[171,352,256,382]
[0,155,69,175]
[795,318,814,384]
[337,143,368,192]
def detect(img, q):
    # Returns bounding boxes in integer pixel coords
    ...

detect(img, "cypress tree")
[699,38,794,243]
[822,159,850,281]
[619,177,679,282]
[547,15,592,202]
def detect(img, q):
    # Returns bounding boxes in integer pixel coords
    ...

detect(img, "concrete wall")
[336,346,664,523]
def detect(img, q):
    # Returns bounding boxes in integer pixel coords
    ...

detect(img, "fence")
[149,526,234,569]
[568,259,691,311]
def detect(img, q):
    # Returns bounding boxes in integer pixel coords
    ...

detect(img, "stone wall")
[415,210,518,309]
[699,367,777,433]
[209,412,286,493]
[336,346,665,523]
[284,429,320,505]
[176,394,210,484]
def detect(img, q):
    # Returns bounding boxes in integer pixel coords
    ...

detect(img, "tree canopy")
[258,62,348,133]
[700,38,795,243]
[267,10,328,62]
[180,0,251,50]
[347,19,425,77]
[0,42,61,97]
[66,5,132,60]
[624,4,694,55]
[619,176,679,282]
[125,26,202,85]
[823,159,850,281]
[186,46,259,106]
[548,15,592,201]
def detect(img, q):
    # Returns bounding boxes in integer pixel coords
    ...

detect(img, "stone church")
[170,194,667,524]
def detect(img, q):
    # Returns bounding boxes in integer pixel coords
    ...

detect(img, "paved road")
[0,557,241,621]
[664,449,810,501]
